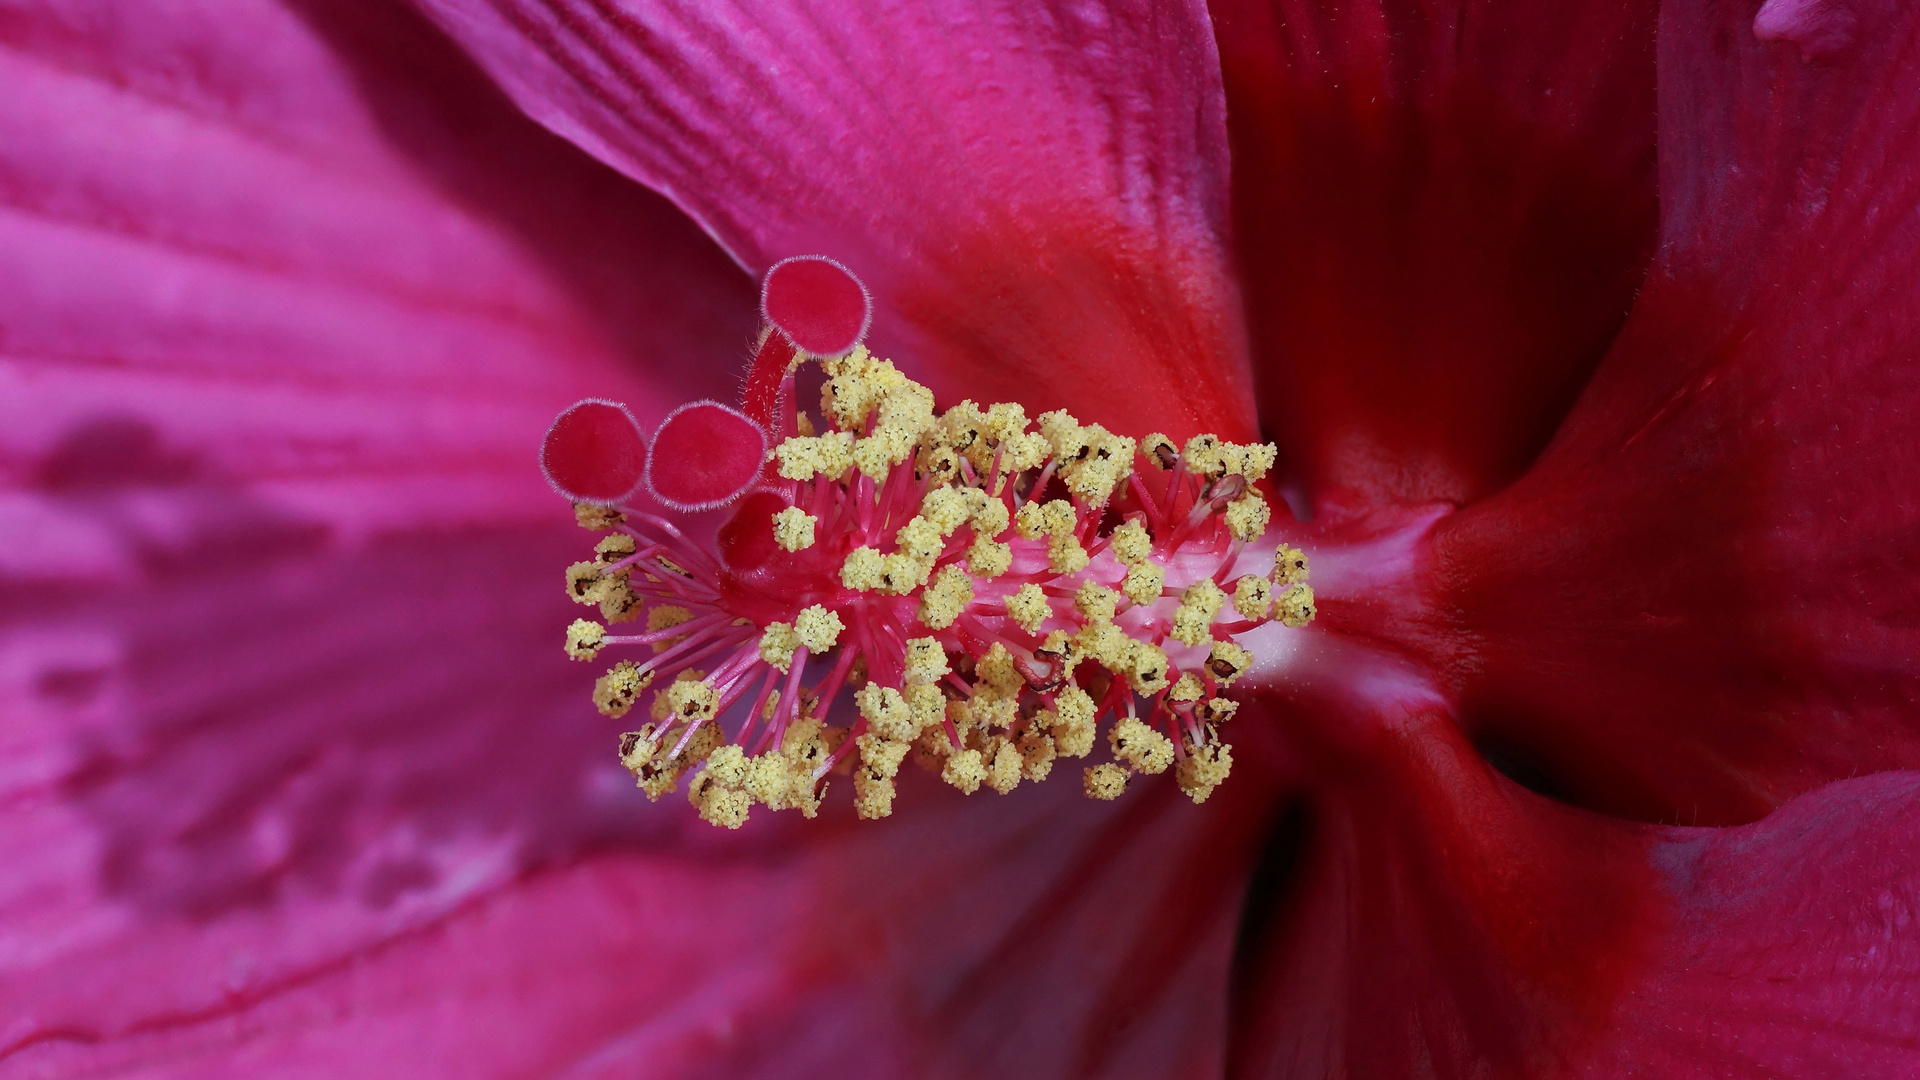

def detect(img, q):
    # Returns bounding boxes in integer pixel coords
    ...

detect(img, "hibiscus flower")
[3,0,1916,1076]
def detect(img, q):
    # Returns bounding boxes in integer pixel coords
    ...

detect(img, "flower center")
[547,258,1315,827]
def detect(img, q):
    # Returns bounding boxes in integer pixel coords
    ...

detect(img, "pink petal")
[412,0,1259,442]
[1210,0,1660,510]
[0,0,755,538]
[0,0,790,1070]
[1418,0,1920,825]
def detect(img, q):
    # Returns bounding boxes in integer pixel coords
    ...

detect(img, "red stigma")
[645,400,768,511]
[540,399,647,503]
[762,255,871,357]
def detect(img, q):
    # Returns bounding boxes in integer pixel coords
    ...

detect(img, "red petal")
[644,400,767,512]
[1210,0,1659,510]
[1423,0,1920,824]
[413,0,1258,441]
[1229,666,1920,1077]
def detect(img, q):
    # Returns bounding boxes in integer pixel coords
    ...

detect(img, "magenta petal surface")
[0,0,773,1071]
[1421,0,1920,825]
[413,0,1258,442]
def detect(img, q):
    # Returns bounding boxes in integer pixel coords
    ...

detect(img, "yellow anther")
[774,436,822,481]
[918,442,962,485]
[565,619,606,661]
[1172,579,1227,646]
[1225,494,1272,542]
[841,546,886,591]
[1233,575,1274,619]
[920,487,971,534]
[1074,581,1120,624]
[575,504,625,531]
[945,698,977,743]
[566,561,604,605]
[794,604,845,653]
[970,691,1018,729]
[857,684,916,741]
[1127,641,1171,695]
[970,495,1012,538]
[647,604,693,651]
[1074,621,1134,669]
[1109,520,1152,565]
[690,775,751,828]
[617,727,658,774]
[857,733,911,780]
[1121,561,1166,606]
[942,748,987,793]
[1238,443,1278,481]
[1015,501,1051,540]
[879,552,931,595]
[856,429,919,481]
[1183,434,1229,478]
[1083,763,1130,800]
[739,752,782,807]
[918,564,975,629]
[813,431,855,480]
[985,739,1023,793]
[1060,426,1136,504]
[629,716,721,800]
[894,516,944,562]
[1198,696,1240,725]
[1176,736,1233,803]
[1034,630,1082,682]
[1273,545,1310,587]
[854,770,896,819]
[906,681,946,732]
[1017,730,1056,781]
[758,622,800,672]
[594,532,635,560]
[1110,718,1174,774]
[593,660,654,718]
[795,410,816,436]
[1006,432,1053,473]
[984,402,1028,444]
[1141,433,1179,469]
[772,506,816,551]
[598,578,643,624]
[966,536,1012,578]
[904,637,950,683]
[664,679,719,723]
[1168,673,1205,704]
[1051,685,1098,758]
[1005,583,1050,634]
[1277,583,1317,628]
[649,669,705,722]
[1208,640,1255,685]
[875,379,936,438]
[1037,409,1086,459]
[1048,534,1091,575]
[702,744,750,787]
[976,643,1025,695]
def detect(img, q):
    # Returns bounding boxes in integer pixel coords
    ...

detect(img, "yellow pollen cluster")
[563,336,1319,826]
